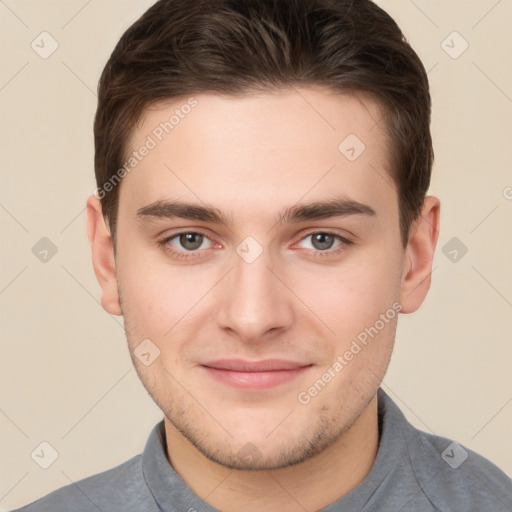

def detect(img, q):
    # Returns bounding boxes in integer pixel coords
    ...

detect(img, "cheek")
[295,247,401,338]
[116,242,216,346]
[116,243,172,337]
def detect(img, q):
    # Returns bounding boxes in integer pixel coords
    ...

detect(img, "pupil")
[314,233,333,250]
[181,233,202,250]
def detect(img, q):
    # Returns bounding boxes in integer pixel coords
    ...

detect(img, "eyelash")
[157,230,353,261]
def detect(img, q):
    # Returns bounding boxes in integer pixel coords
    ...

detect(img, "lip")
[201,359,313,389]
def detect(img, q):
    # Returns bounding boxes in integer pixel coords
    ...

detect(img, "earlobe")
[86,195,122,316]
[399,196,441,314]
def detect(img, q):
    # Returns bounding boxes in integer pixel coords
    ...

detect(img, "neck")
[164,395,379,512]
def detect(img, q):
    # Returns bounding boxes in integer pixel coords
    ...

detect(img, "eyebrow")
[135,196,376,226]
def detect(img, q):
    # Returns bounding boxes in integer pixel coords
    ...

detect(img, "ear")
[86,195,122,316]
[399,196,441,314]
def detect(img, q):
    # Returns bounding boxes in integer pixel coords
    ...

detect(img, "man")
[14,0,512,510]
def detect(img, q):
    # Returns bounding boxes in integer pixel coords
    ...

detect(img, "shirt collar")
[141,388,408,512]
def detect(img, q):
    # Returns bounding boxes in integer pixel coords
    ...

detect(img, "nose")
[215,242,295,343]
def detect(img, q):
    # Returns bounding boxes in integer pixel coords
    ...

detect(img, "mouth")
[201,359,314,390]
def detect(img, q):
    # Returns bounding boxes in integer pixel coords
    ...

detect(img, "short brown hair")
[94,0,433,248]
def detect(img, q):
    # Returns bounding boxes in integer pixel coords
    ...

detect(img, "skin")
[87,87,440,511]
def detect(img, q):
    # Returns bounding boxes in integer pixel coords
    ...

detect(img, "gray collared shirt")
[13,389,512,511]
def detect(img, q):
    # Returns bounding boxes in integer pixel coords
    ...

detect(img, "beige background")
[1,0,511,509]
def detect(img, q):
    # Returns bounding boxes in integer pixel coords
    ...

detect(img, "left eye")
[299,232,343,251]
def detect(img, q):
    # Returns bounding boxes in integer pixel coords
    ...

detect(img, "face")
[111,88,408,470]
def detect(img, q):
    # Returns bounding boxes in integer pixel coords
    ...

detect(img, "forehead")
[130,87,387,153]
[120,87,395,224]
